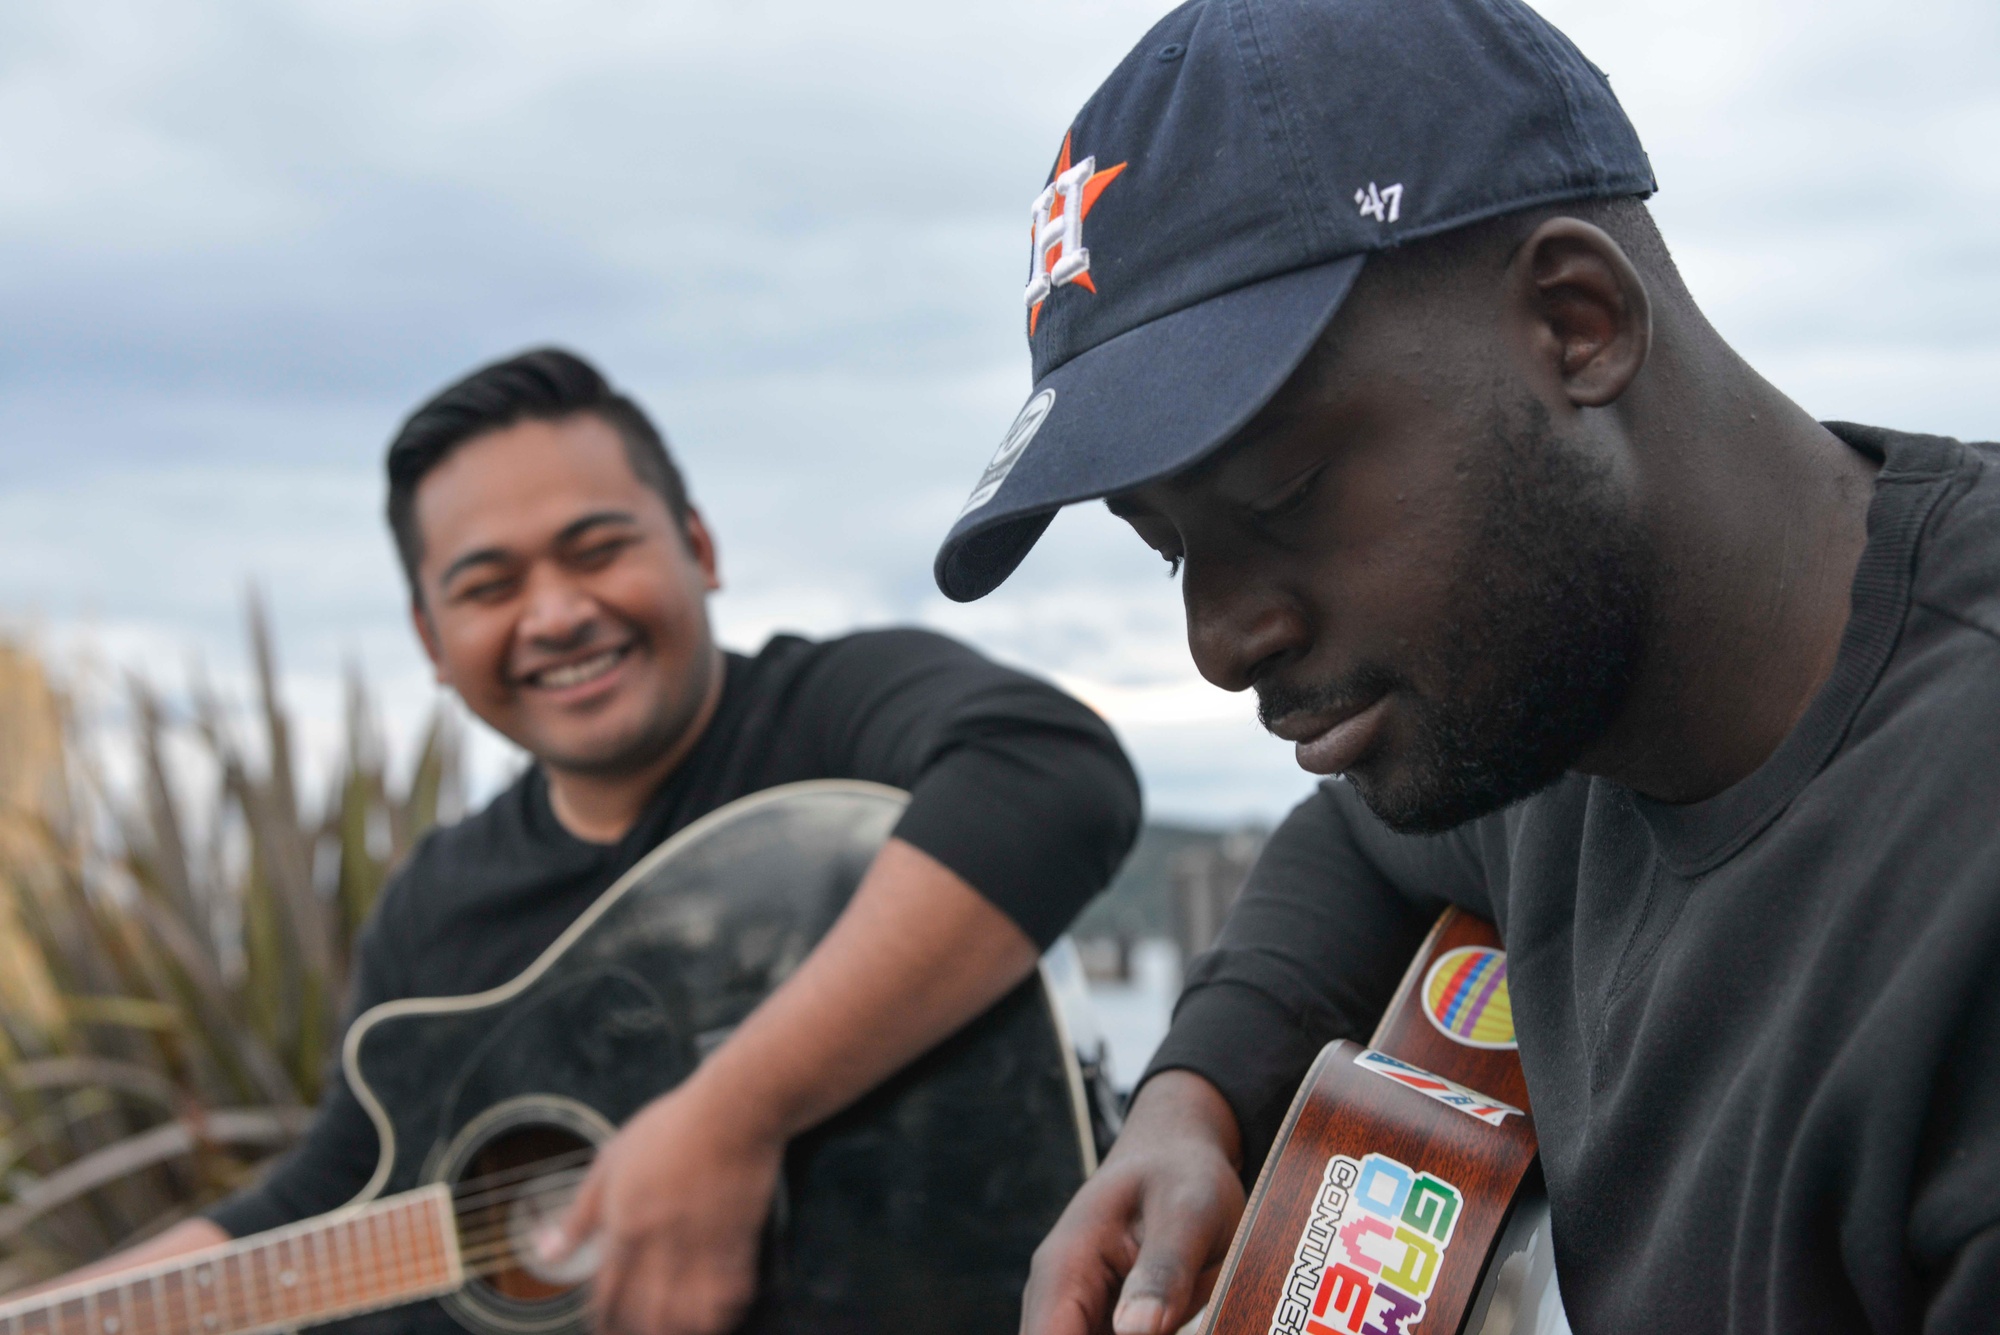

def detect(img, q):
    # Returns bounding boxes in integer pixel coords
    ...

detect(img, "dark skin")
[1025,216,1879,1335]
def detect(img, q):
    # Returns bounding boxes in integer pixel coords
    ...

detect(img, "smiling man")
[934,1,2000,1332]
[72,348,1139,1335]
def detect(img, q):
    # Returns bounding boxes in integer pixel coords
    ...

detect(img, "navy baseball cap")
[934,0,1654,602]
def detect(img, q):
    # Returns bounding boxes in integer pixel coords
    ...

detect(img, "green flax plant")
[0,596,460,1289]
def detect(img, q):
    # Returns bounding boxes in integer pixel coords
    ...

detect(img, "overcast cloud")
[2,0,1996,823]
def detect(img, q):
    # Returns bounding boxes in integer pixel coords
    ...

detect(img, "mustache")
[1255,666,1400,733]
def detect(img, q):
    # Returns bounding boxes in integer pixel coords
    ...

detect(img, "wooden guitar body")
[1198,911,1568,1335]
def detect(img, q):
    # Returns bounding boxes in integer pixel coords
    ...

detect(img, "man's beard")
[1259,397,1653,834]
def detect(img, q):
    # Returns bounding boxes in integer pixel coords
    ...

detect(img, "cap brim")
[934,253,1366,602]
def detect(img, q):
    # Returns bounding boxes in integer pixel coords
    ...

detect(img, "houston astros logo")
[1024,131,1127,334]
[1420,946,1516,1049]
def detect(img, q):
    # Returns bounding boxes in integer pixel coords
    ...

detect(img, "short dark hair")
[385,347,693,600]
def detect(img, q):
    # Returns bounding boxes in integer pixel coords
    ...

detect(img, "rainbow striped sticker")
[1420,946,1516,1049]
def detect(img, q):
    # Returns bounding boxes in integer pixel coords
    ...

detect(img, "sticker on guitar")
[1353,1049,1522,1126]
[1420,946,1515,1049]
[1269,1151,1464,1335]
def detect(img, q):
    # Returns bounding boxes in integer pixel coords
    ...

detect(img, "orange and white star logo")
[1024,132,1127,334]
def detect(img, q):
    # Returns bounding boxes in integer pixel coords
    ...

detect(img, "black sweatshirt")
[1145,426,2000,1334]
[212,627,1139,1242]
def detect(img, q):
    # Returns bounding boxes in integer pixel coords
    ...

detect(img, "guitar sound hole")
[456,1123,599,1304]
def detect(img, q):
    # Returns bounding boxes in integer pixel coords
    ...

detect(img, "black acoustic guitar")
[0,781,1098,1335]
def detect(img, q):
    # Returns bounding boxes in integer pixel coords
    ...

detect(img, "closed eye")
[1249,462,1328,522]
[569,535,638,569]
[1105,500,1184,578]
[449,572,517,605]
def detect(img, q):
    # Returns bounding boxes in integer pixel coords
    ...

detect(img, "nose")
[516,563,601,650]
[1181,554,1309,693]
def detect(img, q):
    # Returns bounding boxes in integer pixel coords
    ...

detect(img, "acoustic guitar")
[0,781,1100,1335]
[1194,909,1568,1335]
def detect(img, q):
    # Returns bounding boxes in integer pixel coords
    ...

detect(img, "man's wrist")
[1118,1069,1244,1174]
[675,1049,798,1151]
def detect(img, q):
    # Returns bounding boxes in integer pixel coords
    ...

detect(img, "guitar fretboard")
[0,1186,462,1335]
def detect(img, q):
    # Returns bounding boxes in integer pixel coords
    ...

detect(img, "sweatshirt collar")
[1629,424,1960,874]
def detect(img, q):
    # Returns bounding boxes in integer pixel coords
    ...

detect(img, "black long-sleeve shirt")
[1146,425,2000,1334]
[213,627,1139,1241]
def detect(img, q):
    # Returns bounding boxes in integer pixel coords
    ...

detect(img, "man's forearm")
[680,836,1041,1144]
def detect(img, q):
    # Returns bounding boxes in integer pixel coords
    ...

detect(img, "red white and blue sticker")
[1354,1049,1522,1128]
[1420,946,1516,1050]
[1266,1150,1463,1335]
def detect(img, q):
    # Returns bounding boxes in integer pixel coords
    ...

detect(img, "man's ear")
[681,508,723,593]
[410,599,451,687]
[1508,217,1652,409]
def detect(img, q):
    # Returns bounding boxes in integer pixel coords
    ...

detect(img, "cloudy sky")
[2,0,1996,825]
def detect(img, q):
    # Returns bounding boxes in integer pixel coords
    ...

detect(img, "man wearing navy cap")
[936,1,2000,1331]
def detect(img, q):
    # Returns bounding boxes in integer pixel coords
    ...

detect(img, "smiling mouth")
[524,644,631,691]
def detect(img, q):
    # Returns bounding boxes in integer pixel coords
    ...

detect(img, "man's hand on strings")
[546,1081,783,1335]
[1022,1070,1246,1335]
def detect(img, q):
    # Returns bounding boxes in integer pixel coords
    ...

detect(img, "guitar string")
[51,1164,644,1317]
[223,1217,595,1308]
[53,1155,670,1311]
[450,1210,581,1259]
[185,1126,727,1296]
[14,1210,601,1330]
[447,1178,590,1261]
[200,1173,601,1298]
[441,1208,581,1258]
[447,1147,597,1201]
[450,1164,590,1215]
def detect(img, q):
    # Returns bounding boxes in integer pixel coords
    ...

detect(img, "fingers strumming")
[586,1239,631,1335]
[1113,1197,1220,1335]
[1022,1198,1140,1335]
[561,1168,605,1247]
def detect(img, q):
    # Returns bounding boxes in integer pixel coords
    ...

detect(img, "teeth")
[536,649,622,689]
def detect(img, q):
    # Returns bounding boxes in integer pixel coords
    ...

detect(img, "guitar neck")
[0,1186,463,1335]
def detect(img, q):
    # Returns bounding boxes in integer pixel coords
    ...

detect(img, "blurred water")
[1077,938,1182,1095]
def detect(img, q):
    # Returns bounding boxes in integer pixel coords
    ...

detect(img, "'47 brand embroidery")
[1267,1152,1463,1335]
[1355,181,1403,222]
[1024,132,1127,334]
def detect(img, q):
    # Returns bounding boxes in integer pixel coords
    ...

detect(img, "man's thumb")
[1111,1218,1204,1335]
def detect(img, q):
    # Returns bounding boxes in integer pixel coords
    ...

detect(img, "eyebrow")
[436,509,641,589]
[438,546,510,589]
[554,509,642,544]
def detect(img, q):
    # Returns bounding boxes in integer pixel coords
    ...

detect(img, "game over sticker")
[1267,1151,1464,1335]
